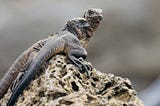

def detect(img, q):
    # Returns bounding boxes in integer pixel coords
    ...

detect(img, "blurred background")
[0,0,160,105]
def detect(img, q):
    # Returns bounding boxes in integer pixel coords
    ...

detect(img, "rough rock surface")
[0,55,144,106]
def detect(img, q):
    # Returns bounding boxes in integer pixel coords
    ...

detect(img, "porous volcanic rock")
[0,55,144,106]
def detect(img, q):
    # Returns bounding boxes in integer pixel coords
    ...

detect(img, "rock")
[0,55,144,106]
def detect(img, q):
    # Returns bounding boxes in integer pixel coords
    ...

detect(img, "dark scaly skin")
[0,8,102,100]
[6,9,103,106]
[0,36,55,99]
[11,8,102,93]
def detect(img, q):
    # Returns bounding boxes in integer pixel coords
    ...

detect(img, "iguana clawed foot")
[78,58,91,78]
[70,57,91,78]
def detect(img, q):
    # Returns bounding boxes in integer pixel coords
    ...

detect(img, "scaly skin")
[11,8,102,90]
[5,8,102,106]
[0,8,102,99]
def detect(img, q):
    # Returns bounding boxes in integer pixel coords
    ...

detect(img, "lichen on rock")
[0,55,144,106]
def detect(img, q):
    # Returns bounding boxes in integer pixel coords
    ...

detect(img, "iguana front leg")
[67,49,90,77]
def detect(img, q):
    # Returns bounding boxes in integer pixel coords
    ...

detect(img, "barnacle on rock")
[0,55,144,106]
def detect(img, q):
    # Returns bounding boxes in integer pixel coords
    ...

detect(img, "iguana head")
[64,8,103,48]
[83,8,103,32]
[64,17,94,40]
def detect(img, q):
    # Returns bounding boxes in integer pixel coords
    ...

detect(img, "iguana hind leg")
[10,57,33,91]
